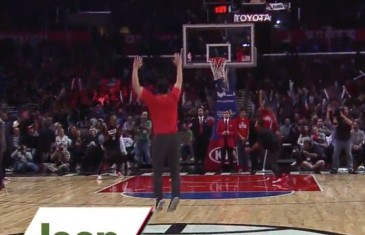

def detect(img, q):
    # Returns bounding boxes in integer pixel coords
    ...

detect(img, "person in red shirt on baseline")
[255,90,287,181]
[236,109,250,172]
[246,118,288,184]
[131,52,183,212]
[258,90,279,133]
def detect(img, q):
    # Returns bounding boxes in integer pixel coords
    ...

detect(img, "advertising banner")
[25,207,152,235]
[232,13,272,23]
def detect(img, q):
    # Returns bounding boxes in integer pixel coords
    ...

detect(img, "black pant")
[97,147,125,175]
[151,133,180,200]
[265,147,282,177]
[220,146,234,171]
[250,149,259,171]
[249,147,281,176]
[352,145,365,168]
[194,138,209,166]
[0,150,5,185]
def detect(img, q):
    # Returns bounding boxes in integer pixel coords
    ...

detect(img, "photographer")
[134,111,151,166]
[11,145,39,173]
[294,140,325,174]
[47,128,71,174]
[83,127,103,173]
[351,121,365,170]
[330,106,355,174]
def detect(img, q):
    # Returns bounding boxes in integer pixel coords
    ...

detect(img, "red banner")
[273,28,365,45]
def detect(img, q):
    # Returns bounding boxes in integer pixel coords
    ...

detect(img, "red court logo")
[208,147,238,164]
[97,175,322,200]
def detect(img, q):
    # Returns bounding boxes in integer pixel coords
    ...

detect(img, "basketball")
[206,116,215,126]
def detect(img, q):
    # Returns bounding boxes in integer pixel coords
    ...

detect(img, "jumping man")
[131,52,183,212]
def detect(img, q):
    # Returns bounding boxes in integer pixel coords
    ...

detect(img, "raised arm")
[340,111,353,127]
[132,56,143,99]
[258,90,264,109]
[173,51,183,89]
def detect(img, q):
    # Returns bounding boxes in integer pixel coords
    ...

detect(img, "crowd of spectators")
[0,35,364,176]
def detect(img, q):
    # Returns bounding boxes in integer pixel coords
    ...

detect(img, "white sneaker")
[154,199,165,212]
[272,175,289,184]
[110,164,116,170]
[167,197,180,212]
[97,175,103,180]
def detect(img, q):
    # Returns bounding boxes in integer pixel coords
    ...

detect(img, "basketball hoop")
[208,57,227,81]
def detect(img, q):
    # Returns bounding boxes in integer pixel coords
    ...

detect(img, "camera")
[334,107,345,118]
[334,109,342,117]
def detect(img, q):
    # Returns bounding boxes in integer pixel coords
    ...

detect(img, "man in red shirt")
[190,107,212,173]
[258,90,278,132]
[236,109,250,171]
[216,110,237,172]
[131,52,182,212]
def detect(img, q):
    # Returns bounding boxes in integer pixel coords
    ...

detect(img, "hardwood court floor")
[1,173,365,235]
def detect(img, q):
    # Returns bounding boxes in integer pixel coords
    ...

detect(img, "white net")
[208,57,227,81]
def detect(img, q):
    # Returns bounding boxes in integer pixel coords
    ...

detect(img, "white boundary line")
[95,176,135,194]
[312,174,324,192]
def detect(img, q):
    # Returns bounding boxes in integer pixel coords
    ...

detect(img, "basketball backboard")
[183,23,257,68]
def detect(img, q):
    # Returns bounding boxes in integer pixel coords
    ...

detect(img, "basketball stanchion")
[260,149,271,191]
[260,149,271,175]
[262,149,268,171]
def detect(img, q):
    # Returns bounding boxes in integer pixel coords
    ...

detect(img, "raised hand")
[131,56,143,97]
[173,50,182,67]
[173,49,183,89]
[133,56,143,70]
